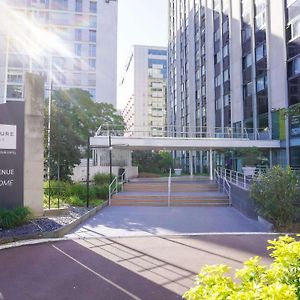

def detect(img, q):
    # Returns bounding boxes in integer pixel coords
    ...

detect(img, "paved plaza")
[67,206,271,239]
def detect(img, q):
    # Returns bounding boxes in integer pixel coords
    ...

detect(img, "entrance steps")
[111,180,229,207]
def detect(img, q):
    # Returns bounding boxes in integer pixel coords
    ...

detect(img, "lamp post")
[109,133,113,184]
[47,80,53,209]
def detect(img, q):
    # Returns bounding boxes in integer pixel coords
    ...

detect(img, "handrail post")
[109,185,111,206]
[168,168,171,207]
[116,175,118,194]
[244,175,247,189]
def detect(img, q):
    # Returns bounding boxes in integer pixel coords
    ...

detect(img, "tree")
[132,151,173,174]
[44,89,125,180]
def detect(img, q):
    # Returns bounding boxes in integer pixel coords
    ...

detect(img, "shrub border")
[0,201,108,245]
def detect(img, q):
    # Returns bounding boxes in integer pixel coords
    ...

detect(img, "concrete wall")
[230,183,258,220]
[23,73,44,216]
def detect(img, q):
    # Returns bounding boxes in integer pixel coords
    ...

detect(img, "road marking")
[52,245,142,300]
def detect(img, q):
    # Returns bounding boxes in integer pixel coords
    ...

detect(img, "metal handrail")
[95,124,273,141]
[216,166,259,190]
[108,176,118,206]
[223,177,232,206]
[108,171,127,205]
[168,168,172,207]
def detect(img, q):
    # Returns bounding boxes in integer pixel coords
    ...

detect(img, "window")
[215,74,221,87]
[89,59,96,70]
[243,53,252,69]
[294,56,300,75]
[255,43,266,62]
[242,25,251,42]
[51,0,68,10]
[243,82,252,98]
[7,85,22,99]
[148,49,167,56]
[75,0,82,12]
[214,29,220,42]
[222,19,229,34]
[255,12,266,30]
[74,44,81,56]
[288,56,300,76]
[7,74,22,83]
[223,44,229,58]
[75,29,81,41]
[89,30,96,42]
[224,94,230,106]
[90,1,97,13]
[223,69,229,82]
[291,19,300,39]
[73,73,81,85]
[89,44,96,57]
[90,16,97,28]
[256,75,267,92]
[214,51,221,64]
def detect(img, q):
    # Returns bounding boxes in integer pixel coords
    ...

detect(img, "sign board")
[290,115,300,137]
[0,124,17,150]
[0,102,24,209]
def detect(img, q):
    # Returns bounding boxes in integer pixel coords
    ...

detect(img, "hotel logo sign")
[0,124,17,150]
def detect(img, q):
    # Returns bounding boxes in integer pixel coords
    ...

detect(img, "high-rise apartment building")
[0,0,118,106]
[168,0,300,171]
[120,45,168,137]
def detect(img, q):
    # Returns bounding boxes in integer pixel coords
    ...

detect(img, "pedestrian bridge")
[90,135,281,151]
[91,125,281,150]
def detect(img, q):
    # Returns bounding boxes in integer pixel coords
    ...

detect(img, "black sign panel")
[290,115,300,137]
[0,101,24,209]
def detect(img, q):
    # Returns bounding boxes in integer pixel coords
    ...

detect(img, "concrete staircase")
[111,179,229,207]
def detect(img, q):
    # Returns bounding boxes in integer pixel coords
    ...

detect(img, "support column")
[209,148,213,180]
[189,151,193,176]
[269,149,273,168]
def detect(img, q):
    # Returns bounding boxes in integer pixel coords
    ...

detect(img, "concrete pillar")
[189,151,193,176]
[23,73,44,216]
[269,149,273,168]
[209,148,213,180]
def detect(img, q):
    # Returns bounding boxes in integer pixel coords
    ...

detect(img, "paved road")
[67,206,270,239]
[0,235,277,300]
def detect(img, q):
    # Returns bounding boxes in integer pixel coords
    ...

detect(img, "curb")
[0,201,108,246]
[258,216,274,232]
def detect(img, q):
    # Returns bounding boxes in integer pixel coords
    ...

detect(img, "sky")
[117,0,168,80]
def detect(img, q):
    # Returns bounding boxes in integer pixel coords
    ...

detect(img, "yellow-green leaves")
[183,236,300,300]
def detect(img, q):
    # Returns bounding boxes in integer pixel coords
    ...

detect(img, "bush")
[44,180,110,208]
[183,235,300,300]
[93,173,112,185]
[0,207,32,229]
[250,166,300,229]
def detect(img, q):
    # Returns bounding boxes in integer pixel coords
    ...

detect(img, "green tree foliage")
[250,166,300,229]
[284,103,300,117]
[132,151,173,174]
[44,89,124,180]
[235,147,264,167]
[183,235,300,300]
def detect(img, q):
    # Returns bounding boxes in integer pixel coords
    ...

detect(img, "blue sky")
[117,0,168,79]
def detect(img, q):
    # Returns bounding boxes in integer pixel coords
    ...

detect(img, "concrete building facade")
[120,45,168,137]
[168,0,300,171]
[0,0,118,106]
